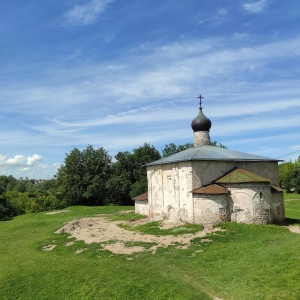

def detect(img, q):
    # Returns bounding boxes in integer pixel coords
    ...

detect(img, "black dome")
[191,109,212,132]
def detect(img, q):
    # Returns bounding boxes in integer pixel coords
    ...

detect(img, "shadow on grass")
[283,218,300,225]
[0,216,14,222]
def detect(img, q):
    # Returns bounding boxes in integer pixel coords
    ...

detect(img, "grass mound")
[0,201,299,299]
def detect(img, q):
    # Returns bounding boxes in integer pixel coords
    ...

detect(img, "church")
[133,96,285,226]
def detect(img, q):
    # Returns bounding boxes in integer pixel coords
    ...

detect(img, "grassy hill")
[0,199,300,300]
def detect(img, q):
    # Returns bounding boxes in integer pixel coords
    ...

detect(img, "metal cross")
[197,94,204,109]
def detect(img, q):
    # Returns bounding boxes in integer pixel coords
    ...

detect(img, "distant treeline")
[0,141,228,220]
[0,143,177,219]
[0,176,62,220]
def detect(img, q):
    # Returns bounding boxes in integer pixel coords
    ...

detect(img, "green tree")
[13,180,27,193]
[132,143,161,183]
[279,161,294,192]
[279,157,300,193]
[107,143,161,202]
[5,191,29,215]
[210,141,227,148]
[106,151,134,205]
[130,143,161,198]
[56,146,111,206]
[162,141,227,157]
[162,143,193,157]
[0,194,11,220]
[106,173,132,205]
[291,165,300,193]
[0,176,17,220]
[0,176,9,195]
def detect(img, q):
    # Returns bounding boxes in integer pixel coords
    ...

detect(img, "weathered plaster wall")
[226,184,272,224]
[194,131,210,147]
[192,184,273,225]
[271,193,285,223]
[193,194,230,225]
[147,165,164,220]
[135,201,149,216]
[147,162,194,222]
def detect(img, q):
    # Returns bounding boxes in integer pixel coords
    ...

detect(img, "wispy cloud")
[1,0,299,179]
[60,0,115,26]
[243,0,268,14]
[196,8,228,27]
[2,37,300,141]
[232,33,248,40]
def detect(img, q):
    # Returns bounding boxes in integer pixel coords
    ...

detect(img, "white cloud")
[27,154,43,166]
[0,154,50,179]
[243,0,268,14]
[2,37,298,153]
[3,37,300,122]
[6,155,26,166]
[0,154,43,167]
[45,95,299,130]
[20,167,30,171]
[61,0,115,26]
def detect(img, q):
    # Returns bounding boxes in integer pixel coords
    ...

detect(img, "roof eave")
[146,158,281,167]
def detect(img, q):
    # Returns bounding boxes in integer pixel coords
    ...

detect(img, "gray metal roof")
[145,145,280,166]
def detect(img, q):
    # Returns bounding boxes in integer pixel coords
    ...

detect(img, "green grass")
[1,204,300,299]
[284,198,300,223]
[284,191,300,200]
[119,221,203,236]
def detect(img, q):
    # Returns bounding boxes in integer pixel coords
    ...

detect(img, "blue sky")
[0,0,299,179]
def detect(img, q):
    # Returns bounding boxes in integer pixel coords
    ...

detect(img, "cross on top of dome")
[197,94,204,110]
[191,94,212,132]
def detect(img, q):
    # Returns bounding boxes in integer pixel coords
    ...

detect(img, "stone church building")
[134,97,285,226]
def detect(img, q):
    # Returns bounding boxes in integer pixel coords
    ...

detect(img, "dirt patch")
[56,216,222,255]
[65,241,75,246]
[42,244,56,251]
[45,210,70,215]
[288,225,300,234]
[75,248,87,254]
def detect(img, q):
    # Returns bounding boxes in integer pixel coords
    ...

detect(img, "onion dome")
[191,108,212,132]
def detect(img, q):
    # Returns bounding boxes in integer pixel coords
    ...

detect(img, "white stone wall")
[226,184,272,224]
[147,162,194,222]
[193,194,229,225]
[147,165,164,220]
[194,131,211,147]
[192,184,274,225]
[135,201,149,216]
[271,193,285,223]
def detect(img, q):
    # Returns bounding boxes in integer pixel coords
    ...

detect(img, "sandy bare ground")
[45,210,70,215]
[288,225,300,234]
[55,215,222,255]
[52,211,300,255]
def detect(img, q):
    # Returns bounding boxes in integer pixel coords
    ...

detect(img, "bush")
[4,191,67,216]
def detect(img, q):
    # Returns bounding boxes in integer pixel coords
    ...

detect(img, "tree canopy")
[56,145,112,206]
[279,157,300,193]
[106,143,161,205]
